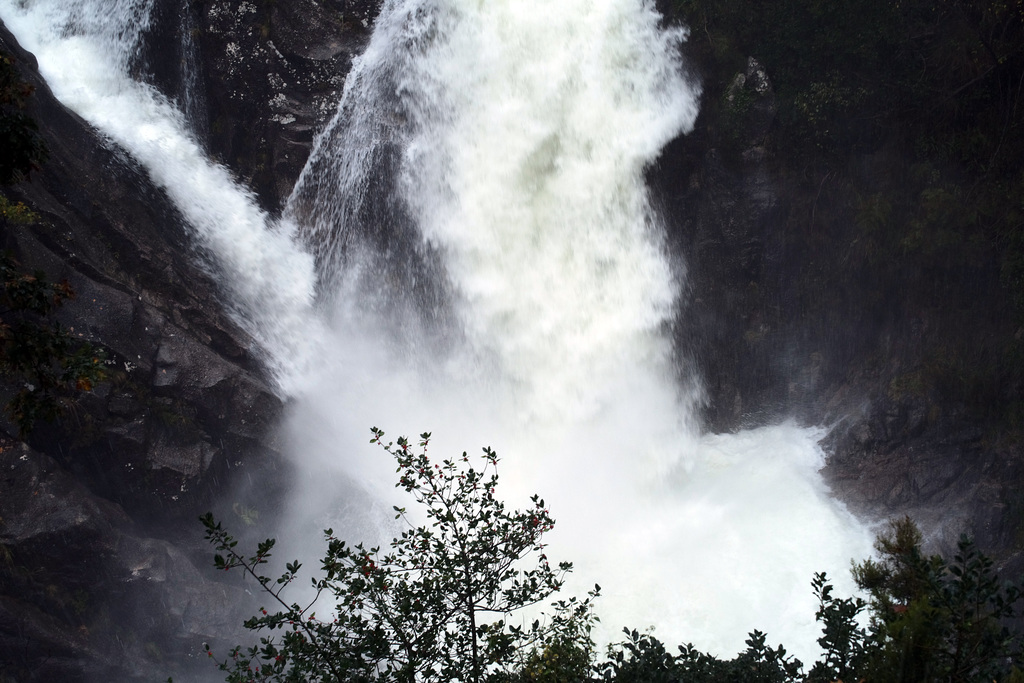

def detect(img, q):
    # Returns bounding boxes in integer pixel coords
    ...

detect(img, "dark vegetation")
[0,251,107,436]
[201,432,1024,683]
[0,51,105,436]
[201,430,599,683]
[0,52,46,185]
[663,0,1024,434]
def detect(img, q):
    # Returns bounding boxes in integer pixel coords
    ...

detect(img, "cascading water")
[1,0,875,666]
[177,2,208,139]
[280,0,874,659]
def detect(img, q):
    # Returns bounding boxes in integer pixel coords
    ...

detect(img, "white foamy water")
[2,0,875,665]
[283,0,874,662]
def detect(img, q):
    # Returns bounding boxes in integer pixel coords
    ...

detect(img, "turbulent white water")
[1,0,875,665]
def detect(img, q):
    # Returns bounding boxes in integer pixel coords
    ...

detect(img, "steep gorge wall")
[648,20,1024,566]
[0,25,282,683]
[1,1,1021,680]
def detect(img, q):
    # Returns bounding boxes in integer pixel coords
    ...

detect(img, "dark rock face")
[0,21,284,521]
[0,438,251,682]
[653,51,1023,568]
[135,0,379,211]
[661,57,787,428]
[818,382,1024,573]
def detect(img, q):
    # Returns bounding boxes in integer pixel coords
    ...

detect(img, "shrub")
[201,429,598,683]
[0,253,106,436]
[201,441,1023,682]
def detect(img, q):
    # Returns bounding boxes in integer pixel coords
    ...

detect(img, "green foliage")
[203,447,1023,683]
[804,572,868,683]
[0,253,106,436]
[496,590,600,683]
[509,635,591,683]
[598,630,681,683]
[596,628,801,683]
[201,429,594,683]
[0,196,39,225]
[851,516,1024,683]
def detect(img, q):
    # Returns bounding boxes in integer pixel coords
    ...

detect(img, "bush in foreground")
[199,431,1023,683]
[201,430,597,683]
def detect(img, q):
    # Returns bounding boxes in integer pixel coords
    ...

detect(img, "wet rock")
[0,17,287,509]
[651,48,1023,576]
[148,435,217,480]
[0,441,251,682]
[821,394,1022,570]
[724,57,776,145]
[658,57,783,430]
[0,18,292,680]
[187,0,379,209]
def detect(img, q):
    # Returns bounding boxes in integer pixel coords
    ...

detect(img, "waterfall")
[282,0,874,660]
[0,0,874,665]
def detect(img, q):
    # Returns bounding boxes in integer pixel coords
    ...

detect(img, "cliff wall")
[1,1,1020,680]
